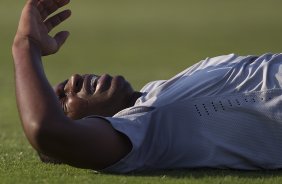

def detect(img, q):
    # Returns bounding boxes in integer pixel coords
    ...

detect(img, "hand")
[15,0,71,56]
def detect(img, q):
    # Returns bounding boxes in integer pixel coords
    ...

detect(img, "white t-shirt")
[101,53,282,173]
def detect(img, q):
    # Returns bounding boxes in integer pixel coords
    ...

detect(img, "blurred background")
[1,0,282,182]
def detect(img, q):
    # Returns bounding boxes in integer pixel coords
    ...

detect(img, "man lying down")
[12,0,282,173]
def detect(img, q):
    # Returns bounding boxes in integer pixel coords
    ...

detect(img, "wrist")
[12,35,42,56]
[12,35,43,67]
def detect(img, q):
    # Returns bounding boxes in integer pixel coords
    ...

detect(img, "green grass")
[2,0,282,183]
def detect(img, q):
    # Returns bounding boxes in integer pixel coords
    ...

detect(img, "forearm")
[12,37,66,150]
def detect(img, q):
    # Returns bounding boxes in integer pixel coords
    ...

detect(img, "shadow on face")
[53,73,139,119]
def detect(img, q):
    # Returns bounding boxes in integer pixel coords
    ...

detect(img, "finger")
[37,2,46,18]
[39,0,70,20]
[28,0,38,6]
[45,10,71,32]
[56,0,71,8]
[39,0,59,20]
[54,31,70,50]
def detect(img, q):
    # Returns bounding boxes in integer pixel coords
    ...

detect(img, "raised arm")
[12,0,131,170]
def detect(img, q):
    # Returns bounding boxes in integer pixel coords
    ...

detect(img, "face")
[54,74,136,119]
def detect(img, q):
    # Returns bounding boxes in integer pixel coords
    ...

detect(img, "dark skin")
[55,73,142,119]
[12,0,141,170]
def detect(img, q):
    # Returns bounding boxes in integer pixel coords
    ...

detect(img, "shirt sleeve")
[86,106,155,173]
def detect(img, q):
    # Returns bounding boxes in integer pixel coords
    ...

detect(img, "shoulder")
[140,80,166,93]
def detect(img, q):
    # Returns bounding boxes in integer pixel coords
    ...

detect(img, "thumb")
[54,31,70,50]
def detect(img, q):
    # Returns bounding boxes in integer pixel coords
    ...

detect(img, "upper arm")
[36,117,132,170]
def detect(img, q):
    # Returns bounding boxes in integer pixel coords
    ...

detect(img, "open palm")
[16,0,71,56]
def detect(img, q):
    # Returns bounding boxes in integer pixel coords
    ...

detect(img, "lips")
[82,74,99,95]
[95,74,112,92]
[82,74,113,95]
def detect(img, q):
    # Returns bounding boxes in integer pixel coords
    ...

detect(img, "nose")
[64,74,83,94]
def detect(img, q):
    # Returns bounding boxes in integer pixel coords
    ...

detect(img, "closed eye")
[59,97,68,114]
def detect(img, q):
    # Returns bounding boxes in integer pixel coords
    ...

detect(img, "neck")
[128,91,143,107]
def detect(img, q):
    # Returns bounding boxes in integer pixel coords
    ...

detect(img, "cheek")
[66,96,89,119]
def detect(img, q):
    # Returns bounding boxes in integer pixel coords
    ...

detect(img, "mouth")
[95,74,113,92]
[83,74,99,95]
[90,75,99,94]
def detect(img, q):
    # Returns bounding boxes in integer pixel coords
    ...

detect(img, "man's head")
[54,73,142,119]
[39,73,140,164]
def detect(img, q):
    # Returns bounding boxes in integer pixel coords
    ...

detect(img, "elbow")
[21,118,61,154]
[22,118,73,167]
[21,119,43,151]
